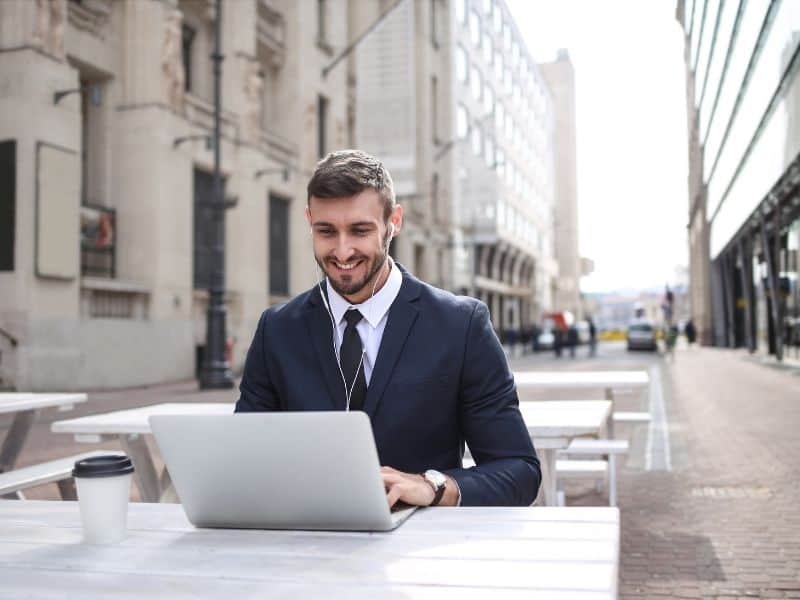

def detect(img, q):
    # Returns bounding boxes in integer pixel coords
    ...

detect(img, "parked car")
[537,330,555,351]
[627,320,657,351]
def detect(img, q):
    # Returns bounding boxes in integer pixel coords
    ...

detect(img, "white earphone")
[311,220,395,411]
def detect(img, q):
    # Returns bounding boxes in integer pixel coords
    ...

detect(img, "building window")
[496,101,505,133]
[470,66,482,101]
[494,50,503,80]
[484,135,495,168]
[469,10,481,47]
[317,95,328,159]
[503,22,511,50]
[181,24,196,92]
[456,44,469,83]
[483,83,494,115]
[482,30,492,64]
[316,0,327,44]
[456,0,467,25]
[493,6,503,33]
[193,169,226,290]
[269,194,290,296]
[457,104,470,138]
[471,125,483,157]
[0,140,15,271]
[496,148,505,176]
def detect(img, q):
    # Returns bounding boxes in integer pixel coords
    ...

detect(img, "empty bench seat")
[557,438,630,507]
[613,411,651,423]
[0,451,109,499]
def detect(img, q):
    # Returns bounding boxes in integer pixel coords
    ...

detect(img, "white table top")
[51,401,610,442]
[0,500,619,599]
[519,400,612,439]
[0,393,87,414]
[51,402,233,435]
[513,370,649,389]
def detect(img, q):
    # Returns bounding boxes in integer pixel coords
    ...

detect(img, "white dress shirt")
[325,257,403,385]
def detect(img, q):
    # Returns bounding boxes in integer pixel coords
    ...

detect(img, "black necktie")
[340,309,367,411]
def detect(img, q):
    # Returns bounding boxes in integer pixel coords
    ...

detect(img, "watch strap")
[423,472,446,506]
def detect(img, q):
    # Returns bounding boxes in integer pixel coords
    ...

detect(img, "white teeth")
[334,260,359,271]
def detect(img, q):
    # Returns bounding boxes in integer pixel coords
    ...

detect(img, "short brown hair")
[307,149,395,220]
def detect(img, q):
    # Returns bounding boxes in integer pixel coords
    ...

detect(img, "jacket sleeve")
[235,310,281,412]
[444,301,541,506]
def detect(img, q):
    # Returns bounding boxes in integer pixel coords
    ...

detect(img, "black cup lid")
[72,454,135,479]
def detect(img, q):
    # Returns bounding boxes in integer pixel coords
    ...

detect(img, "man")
[236,150,540,507]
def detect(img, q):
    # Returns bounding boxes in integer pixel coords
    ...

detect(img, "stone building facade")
[0,0,355,390]
[355,0,560,336]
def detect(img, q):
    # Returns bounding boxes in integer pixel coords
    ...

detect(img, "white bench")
[613,411,651,424]
[0,451,108,499]
[557,438,629,506]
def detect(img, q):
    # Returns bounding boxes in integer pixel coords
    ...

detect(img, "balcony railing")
[80,203,115,278]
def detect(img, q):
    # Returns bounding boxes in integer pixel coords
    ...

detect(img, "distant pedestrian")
[567,325,578,359]
[685,318,697,346]
[587,317,597,357]
[665,324,678,361]
[554,327,563,358]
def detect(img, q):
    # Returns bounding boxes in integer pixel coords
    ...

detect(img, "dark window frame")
[0,140,16,272]
[269,193,291,296]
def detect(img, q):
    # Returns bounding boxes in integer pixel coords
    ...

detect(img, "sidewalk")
[616,346,800,598]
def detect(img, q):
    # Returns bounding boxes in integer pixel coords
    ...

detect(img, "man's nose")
[332,234,357,260]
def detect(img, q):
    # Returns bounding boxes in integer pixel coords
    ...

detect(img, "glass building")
[678,0,800,361]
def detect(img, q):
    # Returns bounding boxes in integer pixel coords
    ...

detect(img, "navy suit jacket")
[235,268,541,506]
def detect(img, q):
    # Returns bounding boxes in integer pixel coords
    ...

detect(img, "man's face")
[307,189,401,302]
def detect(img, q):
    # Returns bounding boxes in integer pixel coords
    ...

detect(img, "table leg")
[604,388,615,438]
[119,434,161,503]
[158,467,179,503]
[536,449,558,506]
[0,409,38,472]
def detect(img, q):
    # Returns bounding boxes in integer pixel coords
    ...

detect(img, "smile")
[331,259,363,271]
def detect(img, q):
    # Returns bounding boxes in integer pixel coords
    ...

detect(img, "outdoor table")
[51,402,232,503]
[0,393,87,474]
[0,500,620,599]
[518,400,612,506]
[513,370,649,401]
[53,400,610,507]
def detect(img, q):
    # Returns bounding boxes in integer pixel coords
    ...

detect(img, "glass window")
[503,22,512,50]
[457,104,470,138]
[704,0,770,178]
[471,125,483,157]
[456,0,467,25]
[470,10,481,47]
[504,67,513,94]
[471,66,483,101]
[694,0,720,106]
[689,0,705,69]
[493,6,502,33]
[269,194,290,296]
[485,135,495,168]
[495,50,504,80]
[699,0,739,141]
[483,0,492,15]
[483,31,493,64]
[505,114,513,140]
[496,101,505,133]
[456,44,469,83]
[483,83,494,115]
[496,148,505,176]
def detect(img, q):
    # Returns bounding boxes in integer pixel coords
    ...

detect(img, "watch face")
[425,469,447,489]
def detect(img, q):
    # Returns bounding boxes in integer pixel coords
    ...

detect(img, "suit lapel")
[364,271,421,419]
[304,286,346,410]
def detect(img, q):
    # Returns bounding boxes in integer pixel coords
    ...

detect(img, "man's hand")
[381,466,459,508]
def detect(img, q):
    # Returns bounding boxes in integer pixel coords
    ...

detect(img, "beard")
[316,231,391,299]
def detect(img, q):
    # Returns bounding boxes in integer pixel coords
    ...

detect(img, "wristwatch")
[422,469,447,506]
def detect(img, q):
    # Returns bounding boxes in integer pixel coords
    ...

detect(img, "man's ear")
[305,206,313,232]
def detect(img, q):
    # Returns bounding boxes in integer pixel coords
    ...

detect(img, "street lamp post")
[199,0,234,389]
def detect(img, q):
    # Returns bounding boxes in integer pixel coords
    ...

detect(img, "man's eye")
[352,229,370,236]
[317,229,335,236]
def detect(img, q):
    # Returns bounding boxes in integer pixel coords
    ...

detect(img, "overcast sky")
[506,0,689,293]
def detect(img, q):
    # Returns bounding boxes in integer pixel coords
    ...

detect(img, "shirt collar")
[326,257,403,329]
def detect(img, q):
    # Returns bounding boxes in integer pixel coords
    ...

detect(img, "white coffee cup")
[73,455,135,545]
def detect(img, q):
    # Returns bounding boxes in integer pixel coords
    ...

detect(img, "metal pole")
[200,0,233,389]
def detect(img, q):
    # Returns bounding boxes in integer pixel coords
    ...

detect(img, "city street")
[3,341,800,598]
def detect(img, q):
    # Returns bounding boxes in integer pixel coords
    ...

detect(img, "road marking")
[646,364,672,471]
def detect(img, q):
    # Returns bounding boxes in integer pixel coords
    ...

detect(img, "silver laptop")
[149,412,417,531]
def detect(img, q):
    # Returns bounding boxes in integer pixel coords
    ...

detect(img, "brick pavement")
[4,343,800,598]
